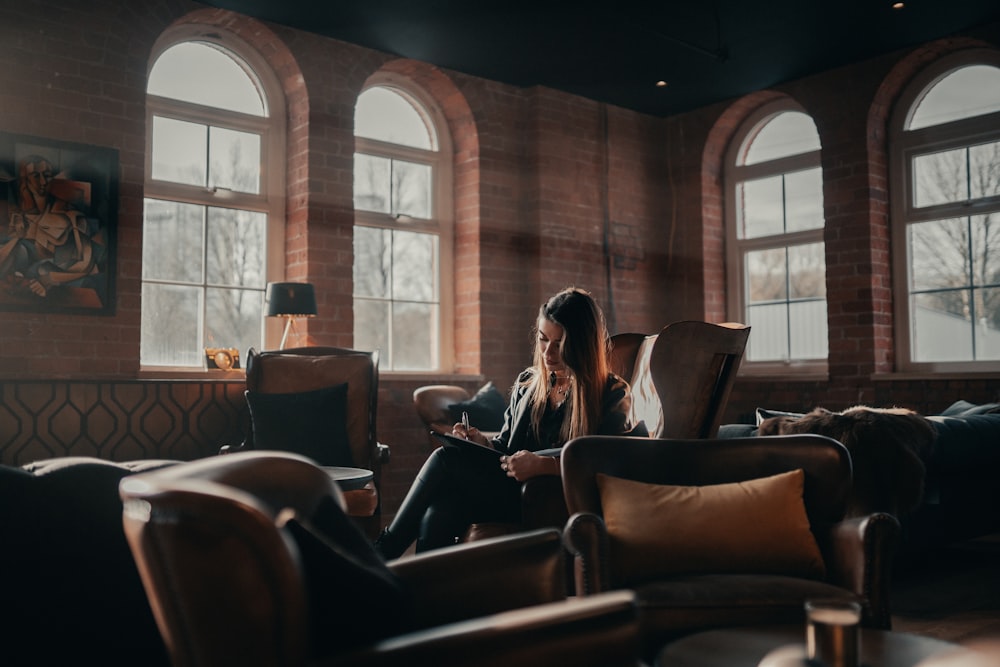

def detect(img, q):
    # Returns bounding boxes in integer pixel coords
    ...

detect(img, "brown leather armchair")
[561,434,900,661]
[120,451,642,667]
[414,322,750,545]
[225,346,390,535]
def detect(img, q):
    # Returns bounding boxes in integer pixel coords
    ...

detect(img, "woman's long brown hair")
[518,287,612,445]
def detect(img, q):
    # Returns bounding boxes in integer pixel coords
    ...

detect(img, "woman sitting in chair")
[375,286,637,559]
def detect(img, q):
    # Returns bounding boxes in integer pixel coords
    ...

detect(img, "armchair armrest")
[563,512,611,596]
[336,591,641,667]
[821,512,900,629]
[413,385,471,434]
[388,528,567,630]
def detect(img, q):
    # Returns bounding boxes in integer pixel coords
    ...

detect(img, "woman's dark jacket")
[491,370,633,456]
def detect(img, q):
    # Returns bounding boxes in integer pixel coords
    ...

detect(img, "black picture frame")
[0,132,117,315]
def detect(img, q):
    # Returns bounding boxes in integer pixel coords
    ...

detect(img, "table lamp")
[266,282,317,350]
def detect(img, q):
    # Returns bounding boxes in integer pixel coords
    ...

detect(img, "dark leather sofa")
[0,457,178,666]
[719,400,1000,557]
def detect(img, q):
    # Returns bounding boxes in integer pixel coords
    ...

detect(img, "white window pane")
[738,176,783,239]
[788,299,828,358]
[141,282,202,366]
[151,116,206,186]
[912,292,974,361]
[742,111,820,165]
[974,287,1000,360]
[969,141,1000,200]
[209,127,261,194]
[909,65,1000,130]
[784,168,824,232]
[148,42,265,116]
[909,214,1000,364]
[971,213,1000,287]
[746,247,787,302]
[788,243,826,299]
[353,226,391,298]
[909,218,970,292]
[914,147,968,207]
[353,297,390,360]
[206,286,262,356]
[356,87,433,149]
[392,301,436,370]
[746,302,789,361]
[354,153,390,213]
[206,208,266,288]
[142,199,204,283]
[391,230,436,301]
[393,160,431,218]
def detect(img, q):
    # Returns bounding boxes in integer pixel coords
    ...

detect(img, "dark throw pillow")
[245,384,354,467]
[448,381,506,431]
[279,496,411,656]
[939,400,1000,416]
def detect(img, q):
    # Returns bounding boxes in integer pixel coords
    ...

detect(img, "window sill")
[138,368,245,381]
[380,371,488,384]
[871,371,1000,381]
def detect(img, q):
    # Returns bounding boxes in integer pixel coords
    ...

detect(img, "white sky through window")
[148,42,265,116]
[909,65,1000,130]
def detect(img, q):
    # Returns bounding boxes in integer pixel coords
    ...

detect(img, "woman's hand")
[501,450,558,481]
[451,422,491,446]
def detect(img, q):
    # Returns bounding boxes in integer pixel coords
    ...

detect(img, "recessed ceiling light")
[656,80,668,88]
[892,2,905,9]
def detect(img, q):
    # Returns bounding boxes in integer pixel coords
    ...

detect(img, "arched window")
[724,102,827,373]
[142,34,284,370]
[890,54,1000,372]
[353,81,453,371]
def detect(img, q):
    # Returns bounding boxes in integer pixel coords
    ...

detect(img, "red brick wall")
[1,1,998,522]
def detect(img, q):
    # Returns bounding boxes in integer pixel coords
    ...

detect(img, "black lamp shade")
[266,282,318,317]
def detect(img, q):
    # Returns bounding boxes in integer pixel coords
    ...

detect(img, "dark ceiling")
[202,0,1000,117]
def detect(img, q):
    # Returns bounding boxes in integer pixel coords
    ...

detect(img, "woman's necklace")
[548,373,571,407]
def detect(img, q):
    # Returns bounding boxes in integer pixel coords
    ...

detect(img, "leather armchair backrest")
[245,346,380,472]
[561,434,852,530]
[648,321,750,439]
[120,452,336,667]
[609,333,647,384]
[610,321,749,439]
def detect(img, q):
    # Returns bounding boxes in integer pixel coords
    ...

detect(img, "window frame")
[353,73,455,374]
[142,27,286,374]
[889,49,1000,374]
[724,99,828,376]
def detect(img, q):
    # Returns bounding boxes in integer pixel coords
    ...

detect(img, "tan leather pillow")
[596,469,826,585]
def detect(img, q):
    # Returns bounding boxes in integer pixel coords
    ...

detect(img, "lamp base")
[279,316,294,350]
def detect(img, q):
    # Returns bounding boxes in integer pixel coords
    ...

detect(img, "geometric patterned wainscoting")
[0,379,247,466]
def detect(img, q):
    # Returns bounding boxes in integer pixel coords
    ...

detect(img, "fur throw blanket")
[757,405,937,518]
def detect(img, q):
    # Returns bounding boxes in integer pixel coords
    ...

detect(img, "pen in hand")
[461,411,470,433]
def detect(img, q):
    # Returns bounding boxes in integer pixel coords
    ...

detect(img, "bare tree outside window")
[354,84,442,371]
[909,141,1000,361]
[142,39,277,369]
[728,107,828,367]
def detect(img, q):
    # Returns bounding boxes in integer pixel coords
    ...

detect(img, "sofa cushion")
[245,383,353,467]
[596,469,825,586]
[447,381,506,432]
[634,573,860,641]
[939,400,1000,416]
[926,413,1000,472]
